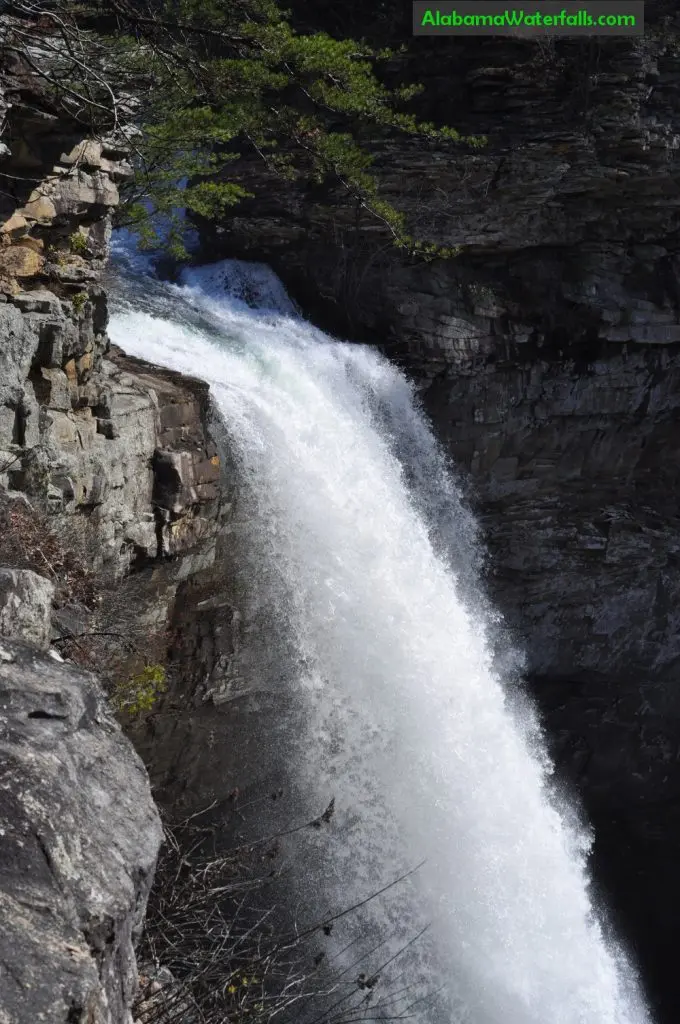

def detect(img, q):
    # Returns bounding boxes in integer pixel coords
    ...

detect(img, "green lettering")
[441,13,452,25]
[420,9,436,25]
[505,10,524,26]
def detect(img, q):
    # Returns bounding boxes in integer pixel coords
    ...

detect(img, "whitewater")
[108,246,651,1024]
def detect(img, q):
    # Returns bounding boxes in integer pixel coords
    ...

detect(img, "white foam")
[109,254,651,1024]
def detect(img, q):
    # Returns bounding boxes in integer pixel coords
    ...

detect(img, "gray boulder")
[0,640,163,1024]
[0,568,54,649]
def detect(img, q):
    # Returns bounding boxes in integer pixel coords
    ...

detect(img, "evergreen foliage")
[3,1,485,255]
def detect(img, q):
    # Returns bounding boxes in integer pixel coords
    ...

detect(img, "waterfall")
[108,246,651,1024]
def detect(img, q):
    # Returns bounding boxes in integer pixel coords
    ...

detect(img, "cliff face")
[4,10,680,1022]
[197,29,680,686]
[193,20,680,1020]
[0,39,228,1024]
[0,637,162,1024]
[0,58,222,576]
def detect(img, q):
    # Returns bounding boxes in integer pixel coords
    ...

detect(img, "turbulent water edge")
[108,242,651,1024]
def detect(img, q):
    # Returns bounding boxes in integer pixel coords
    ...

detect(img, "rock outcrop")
[0,45,222,578]
[0,25,226,1024]
[0,568,54,649]
[196,15,680,672]
[0,638,162,1024]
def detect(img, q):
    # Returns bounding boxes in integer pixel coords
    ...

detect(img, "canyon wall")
[3,7,680,1022]
[0,37,230,1024]
[193,16,680,1020]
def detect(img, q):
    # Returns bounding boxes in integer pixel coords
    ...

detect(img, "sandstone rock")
[37,368,73,411]
[0,64,176,1024]
[64,358,78,384]
[0,568,54,649]
[17,235,43,254]
[45,259,100,286]
[77,348,94,378]
[0,303,39,396]
[0,212,28,238]
[0,332,225,577]
[0,245,43,278]
[47,409,78,447]
[20,193,57,224]
[0,640,162,1024]
[51,169,120,215]
[60,139,104,168]
[59,140,129,179]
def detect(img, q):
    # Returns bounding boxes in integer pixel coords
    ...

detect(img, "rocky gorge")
[2,4,680,1024]
[192,9,680,1020]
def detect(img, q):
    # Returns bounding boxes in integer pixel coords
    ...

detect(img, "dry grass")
[0,491,98,609]
[134,806,435,1024]
[0,490,170,708]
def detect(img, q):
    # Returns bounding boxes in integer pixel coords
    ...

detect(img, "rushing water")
[109,243,651,1024]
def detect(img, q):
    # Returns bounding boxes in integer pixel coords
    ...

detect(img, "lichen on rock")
[0,639,163,1024]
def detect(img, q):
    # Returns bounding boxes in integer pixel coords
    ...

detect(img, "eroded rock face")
[195,23,680,683]
[0,46,221,577]
[0,639,163,1024]
[191,18,680,1019]
[0,25,227,1024]
[0,568,54,649]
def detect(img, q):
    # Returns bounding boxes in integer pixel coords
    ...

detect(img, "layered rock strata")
[0,36,227,1024]
[192,19,680,1020]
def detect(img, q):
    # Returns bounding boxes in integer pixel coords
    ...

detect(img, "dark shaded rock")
[193,25,680,686]
[153,449,220,516]
[190,15,680,1021]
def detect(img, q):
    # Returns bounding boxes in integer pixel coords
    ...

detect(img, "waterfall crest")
[109,250,651,1024]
